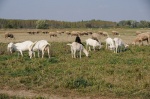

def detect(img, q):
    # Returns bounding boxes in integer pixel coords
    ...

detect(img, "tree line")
[0,18,150,29]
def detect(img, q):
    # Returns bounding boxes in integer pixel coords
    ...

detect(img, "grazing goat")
[5,33,15,39]
[113,38,129,53]
[132,33,149,46]
[85,38,101,51]
[67,42,89,58]
[33,40,50,58]
[7,41,36,58]
[105,37,115,50]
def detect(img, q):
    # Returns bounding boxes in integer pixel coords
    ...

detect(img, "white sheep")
[7,41,36,58]
[85,38,101,51]
[32,40,50,58]
[105,37,115,50]
[113,38,129,53]
[67,42,89,58]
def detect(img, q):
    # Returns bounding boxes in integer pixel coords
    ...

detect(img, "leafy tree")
[0,18,150,29]
[36,20,49,29]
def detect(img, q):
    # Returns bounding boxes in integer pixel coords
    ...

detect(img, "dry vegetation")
[0,28,144,43]
[0,28,150,99]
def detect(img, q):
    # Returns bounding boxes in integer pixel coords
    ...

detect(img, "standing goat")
[85,38,101,51]
[32,40,50,58]
[113,38,129,53]
[7,41,36,58]
[67,42,89,58]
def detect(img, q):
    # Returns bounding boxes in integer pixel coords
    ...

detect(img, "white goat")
[32,40,50,58]
[7,41,36,58]
[85,38,101,51]
[105,37,115,50]
[113,38,129,53]
[67,42,89,58]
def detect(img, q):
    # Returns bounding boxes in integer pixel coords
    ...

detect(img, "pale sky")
[0,0,149,22]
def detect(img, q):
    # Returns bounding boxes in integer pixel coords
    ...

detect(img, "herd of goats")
[5,30,150,59]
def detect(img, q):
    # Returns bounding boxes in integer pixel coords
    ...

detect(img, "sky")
[0,0,150,22]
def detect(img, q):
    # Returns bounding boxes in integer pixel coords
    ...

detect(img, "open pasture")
[0,28,150,43]
[0,28,150,98]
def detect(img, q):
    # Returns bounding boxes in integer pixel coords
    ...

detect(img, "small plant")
[0,93,9,99]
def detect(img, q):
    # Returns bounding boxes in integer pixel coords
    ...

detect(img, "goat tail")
[46,43,51,49]
[67,43,72,46]
[30,41,37,50]
[47,43,51,47]
[7,47,10,53]
[42,43,51,50]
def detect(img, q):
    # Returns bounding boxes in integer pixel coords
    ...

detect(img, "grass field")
[0,28,150,99]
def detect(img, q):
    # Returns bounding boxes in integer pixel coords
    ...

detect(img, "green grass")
[0,42,150,98]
